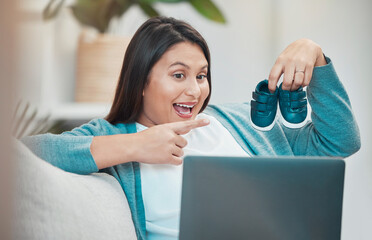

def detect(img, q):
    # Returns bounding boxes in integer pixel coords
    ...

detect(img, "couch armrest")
[13,139,137,240]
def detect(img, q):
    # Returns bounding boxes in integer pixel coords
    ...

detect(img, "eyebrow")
[169,61,208,70]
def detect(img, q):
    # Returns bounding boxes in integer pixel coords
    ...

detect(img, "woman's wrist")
[91,134,136,169]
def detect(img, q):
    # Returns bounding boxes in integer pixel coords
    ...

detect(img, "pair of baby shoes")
[250,79,308,131]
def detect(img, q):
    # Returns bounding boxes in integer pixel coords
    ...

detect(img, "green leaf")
[42,0,66,20]
[111,0,133,17]
[138,2,160,18]
[189,0,226,23]
[71,0,132,33]
[138,0,185,4]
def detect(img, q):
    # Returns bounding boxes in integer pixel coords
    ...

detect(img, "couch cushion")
[13,139,137,240]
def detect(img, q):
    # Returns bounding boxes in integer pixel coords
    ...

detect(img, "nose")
[185,78,201,98]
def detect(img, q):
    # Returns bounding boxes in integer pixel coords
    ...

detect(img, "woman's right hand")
[132,118,210,165]
[91,118,209,169]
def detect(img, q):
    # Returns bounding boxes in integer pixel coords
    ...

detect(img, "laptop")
[179,156,345,240]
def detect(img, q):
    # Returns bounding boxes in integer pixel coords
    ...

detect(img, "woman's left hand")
[268,38,327,92]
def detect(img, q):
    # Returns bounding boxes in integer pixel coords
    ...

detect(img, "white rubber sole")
[280,116,309,129]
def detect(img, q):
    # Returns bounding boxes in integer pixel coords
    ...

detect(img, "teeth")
[175,103,195,108]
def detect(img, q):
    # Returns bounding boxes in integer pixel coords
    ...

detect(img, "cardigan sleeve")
[282,57,361,157]
[20,118,117,174]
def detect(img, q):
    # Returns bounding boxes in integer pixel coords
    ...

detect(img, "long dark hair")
[105,16,212,124]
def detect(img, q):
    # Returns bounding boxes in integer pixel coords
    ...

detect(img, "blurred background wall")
[16,0,372,239]
[0,0,17,239]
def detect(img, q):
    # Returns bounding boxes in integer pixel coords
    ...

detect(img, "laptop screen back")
[179,156,345,240]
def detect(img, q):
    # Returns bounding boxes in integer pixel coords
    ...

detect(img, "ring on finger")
[295,70,305,73]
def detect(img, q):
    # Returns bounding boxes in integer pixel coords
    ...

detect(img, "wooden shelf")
[50,103,111,121]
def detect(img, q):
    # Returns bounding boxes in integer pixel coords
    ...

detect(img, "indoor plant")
[43,0,226,33]
[43,0,226,102]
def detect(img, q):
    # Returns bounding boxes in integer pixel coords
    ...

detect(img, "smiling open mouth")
[173,103,195,118]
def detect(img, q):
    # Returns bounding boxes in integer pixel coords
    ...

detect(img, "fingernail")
[202,119,210,124]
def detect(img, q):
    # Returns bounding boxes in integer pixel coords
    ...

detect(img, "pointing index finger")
[171,118,210,135]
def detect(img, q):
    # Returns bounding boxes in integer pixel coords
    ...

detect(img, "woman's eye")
[197,75,207,81]
[173,73,184,79]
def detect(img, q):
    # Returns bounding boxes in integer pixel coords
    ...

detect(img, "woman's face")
[138,41,210,127]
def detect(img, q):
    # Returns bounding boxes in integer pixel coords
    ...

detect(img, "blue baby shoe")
[250,80,279,131]
[278,83,308,128]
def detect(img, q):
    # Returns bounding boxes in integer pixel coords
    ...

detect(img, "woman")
[22,17,361,240]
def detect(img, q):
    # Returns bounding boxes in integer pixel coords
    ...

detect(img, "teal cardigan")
[21,58,361,239]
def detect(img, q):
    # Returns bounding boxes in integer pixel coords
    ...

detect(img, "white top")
[137,113,249,240]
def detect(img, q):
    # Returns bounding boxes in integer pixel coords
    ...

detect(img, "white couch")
[12,140,137,240]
